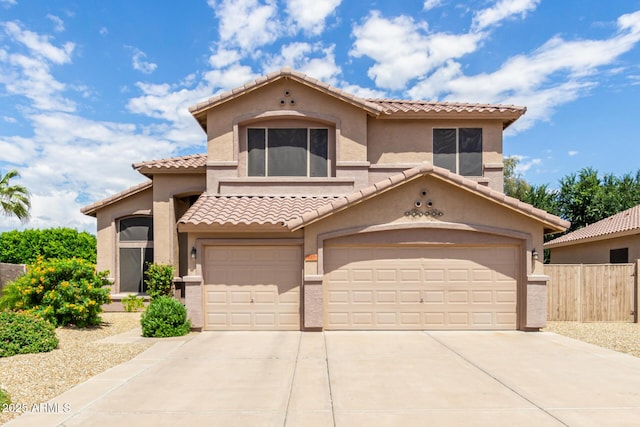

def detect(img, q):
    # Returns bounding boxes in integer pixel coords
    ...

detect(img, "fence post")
[578,264,583,322]
[633,259,640,323]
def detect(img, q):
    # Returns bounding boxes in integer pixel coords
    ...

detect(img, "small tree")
[144,263,174,300]
[0,169,30,223]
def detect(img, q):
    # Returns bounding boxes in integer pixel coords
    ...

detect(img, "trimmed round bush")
[140,296,191,338]
[0,257,111,327]
[0,311,59,357]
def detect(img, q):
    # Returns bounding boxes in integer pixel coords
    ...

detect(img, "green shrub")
[0,311,58,357]
[0,387,10,406]
[0,228,96,264]
[144,263,174,300]
[140,296,190,338]
[0,257,111,327]
[122,294,145,312]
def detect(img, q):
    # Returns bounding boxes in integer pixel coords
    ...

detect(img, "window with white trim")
[433,128,483,176]
[248,128,329,177]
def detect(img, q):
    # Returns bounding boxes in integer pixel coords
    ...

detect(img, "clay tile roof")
[132,153,206,174]
[545,204,640,248]
[286,164,569,233]
[367,99,526,128]
[80,180,152,217]
[178,195,340,227]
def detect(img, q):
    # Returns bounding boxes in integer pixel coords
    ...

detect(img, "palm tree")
[0,169,31,222]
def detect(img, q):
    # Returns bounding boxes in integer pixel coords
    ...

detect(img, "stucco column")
[303,275,323,329]
[183,275,203,330]
[525,274,549,329]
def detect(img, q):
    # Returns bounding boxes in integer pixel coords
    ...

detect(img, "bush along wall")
[0,257,111,327]
[141,296,190,338]
[0,228,97,264]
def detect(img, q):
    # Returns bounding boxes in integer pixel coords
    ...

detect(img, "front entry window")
[118,217,153,293]
[248,128,329,177]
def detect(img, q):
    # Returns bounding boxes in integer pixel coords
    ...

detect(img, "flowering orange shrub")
[0,257,111,327]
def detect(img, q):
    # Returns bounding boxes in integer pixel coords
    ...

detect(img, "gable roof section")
[81,180,152,217]
[545,204,640,248]
[189,68,383,129]
[178,195,339,227]
[133,153,206,176]
[286,164,569,234]
[188,68,526,130]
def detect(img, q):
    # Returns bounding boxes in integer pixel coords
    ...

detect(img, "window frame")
[610,248,629,264]
[117,216,154,294]
[247,127,330,177]
[433,127,483,176]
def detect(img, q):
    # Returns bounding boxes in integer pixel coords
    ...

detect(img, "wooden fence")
[545,262,638,322]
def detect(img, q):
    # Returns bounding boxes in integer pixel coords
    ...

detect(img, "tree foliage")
[0,228,97,264]
[0,169,30,223]
[503,157,640,233]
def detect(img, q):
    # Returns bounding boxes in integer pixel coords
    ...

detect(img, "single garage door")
[324,245,518,330]
[204,245,301,330]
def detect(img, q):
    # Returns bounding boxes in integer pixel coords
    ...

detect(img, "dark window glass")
[310,128,328,177]
[119,248,153,293]
[610,248,629,264]
[459,128,483,176]
[119,217,153,242]
[268,128,307,176]
[433,129,457,173]
[248,128,266,176]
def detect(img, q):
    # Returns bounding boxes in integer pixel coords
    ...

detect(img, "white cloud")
[99,27,108,36]
[209,0,280,52]
[46,14,65,32]
[568,151,578,156]
[350,11,481,90]
[408,9,640,133]
[2,21,74,64]
[2,115,17,123]
[131,48,157,74]
[423,0,442,11]
[262,42,341,83]
[472,0,540,31]
[0,0,17,7]
[285,0,341,35]
[512,156,542,174]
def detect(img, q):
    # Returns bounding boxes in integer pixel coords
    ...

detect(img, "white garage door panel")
[204,246,301,330]
[325,246,519,330]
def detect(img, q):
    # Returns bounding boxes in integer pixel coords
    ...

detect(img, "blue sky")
[1,0,640,233]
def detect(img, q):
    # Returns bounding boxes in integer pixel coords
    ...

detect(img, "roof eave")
[545,227,640,249]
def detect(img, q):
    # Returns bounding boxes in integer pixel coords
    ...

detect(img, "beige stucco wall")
[303,175,543,269]
[205,79,368,164]
[152,174,206,270]
[366,119,504,188]
[94,188,153,280]
[549,234,640,264]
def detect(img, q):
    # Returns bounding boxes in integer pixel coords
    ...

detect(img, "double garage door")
[324,245,519,330]
[203,244,519,330]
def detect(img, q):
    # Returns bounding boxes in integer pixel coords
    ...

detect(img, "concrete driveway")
[6,330,640,426]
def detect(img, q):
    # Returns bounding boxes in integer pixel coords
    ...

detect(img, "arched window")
[118,216,153,293]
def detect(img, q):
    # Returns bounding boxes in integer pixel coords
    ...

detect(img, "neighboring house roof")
[177,164,568,233]
[545,204,640,248]
[81,180,152,217]
[178,195,339,227]
[188,68,526,130]
[133,153,207,176]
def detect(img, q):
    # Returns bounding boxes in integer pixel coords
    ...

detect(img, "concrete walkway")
[5,330,640,426]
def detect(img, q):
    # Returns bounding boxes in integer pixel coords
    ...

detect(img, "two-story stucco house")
[82,68,569,331]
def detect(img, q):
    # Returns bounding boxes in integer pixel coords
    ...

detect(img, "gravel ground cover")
[544,321,640,358]
[0,312,151,424]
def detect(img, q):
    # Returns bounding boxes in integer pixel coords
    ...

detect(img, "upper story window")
[248,128,329,177]
[433,128,482,176]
